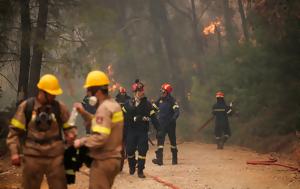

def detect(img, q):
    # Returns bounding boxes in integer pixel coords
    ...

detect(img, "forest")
[0,0,300,153]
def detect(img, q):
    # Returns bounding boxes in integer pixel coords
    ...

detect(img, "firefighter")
[212,91,232,149]
[115,87,131,171]
[6,74,77,189]
[152,83,180,166]
[115,87,131,106]
[124,79,160,178]
[73,70,123,189]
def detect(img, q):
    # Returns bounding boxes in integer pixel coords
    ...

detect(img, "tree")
[223,0,236,44]
[28,0,49,97]
[17,0,31,102]
[238,0,249,42]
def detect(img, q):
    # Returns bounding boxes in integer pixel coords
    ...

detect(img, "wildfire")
[106,64,121,93]
[203,19,222,35]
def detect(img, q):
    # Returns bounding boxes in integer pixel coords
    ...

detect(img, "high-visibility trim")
[158,145,164,149]
[215,137,221,139]
[91,125,111,135]
[11,118,26,130]
[128,154,135,158]
[138,155,146,160]
[150,110,155,116]
[214,109,225,112]
[72,157,76,162]
[152,103,159,110]
[173,104,179,109]
[224,135,230,138]
[112,111,124,123]
[121,106,127,113]
[66,169,75,175]
[171,145,177,149]
[63,122,72,129]
[227,109,232,114]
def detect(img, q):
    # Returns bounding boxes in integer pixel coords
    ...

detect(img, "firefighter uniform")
[212,92,232,149]
[125,96,159,178]
[152,92,180,165]
[115,88,131,171]
[6,74,76,189]
[75,70,124,189]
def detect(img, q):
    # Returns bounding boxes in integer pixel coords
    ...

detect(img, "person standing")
[73,70,123,189]
[212,91,232,149]
[7,74,76,189]
[124,79,160,178]
[152,83,180,166]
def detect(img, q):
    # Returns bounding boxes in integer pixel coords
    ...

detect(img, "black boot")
[138,169,146,178]
[152,149,163,165]
[171,148,178,165]
[128,156,136,175]
[220,135,229,149]
[216,138,222,149]
[137,157,146,178]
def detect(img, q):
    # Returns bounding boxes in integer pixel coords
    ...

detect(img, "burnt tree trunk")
[223,0,236,44]
[149,0,170,82]
[116,0,138,83]
[238,0,249,42]
[150,0,189,110]
[17,0,31,103]
[28,0,49,97]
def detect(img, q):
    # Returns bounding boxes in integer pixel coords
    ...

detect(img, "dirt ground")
[1,142,299,189]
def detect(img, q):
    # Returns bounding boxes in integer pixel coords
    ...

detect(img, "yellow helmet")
[37,74,63,95]
[84,70,110,88]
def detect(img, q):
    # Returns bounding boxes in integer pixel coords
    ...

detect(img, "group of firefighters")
[6,70,232,189]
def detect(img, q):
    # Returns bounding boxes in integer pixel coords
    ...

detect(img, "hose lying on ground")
[147,174,181,189]
[246,157,300,172]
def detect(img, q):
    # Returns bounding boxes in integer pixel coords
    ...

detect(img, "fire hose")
[246,157,300,172]
[147,174,181,189]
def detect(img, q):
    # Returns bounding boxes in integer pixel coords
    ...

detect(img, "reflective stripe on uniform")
[72,157,76,162]
[91,125,111,135]
[152,103,159,110]
[150,110,155,116]
[138,155,146,160]
[173,104,179,109]
[66,169,75,175]
[127,154,135,159]
[63,123,72,129]
[171,145,177,149]
[112,111,124,123]
[158,145,164,149]
[11,118,26,130]
[214,109,225,112]
[227,109,232,114]
[122,106,127,113]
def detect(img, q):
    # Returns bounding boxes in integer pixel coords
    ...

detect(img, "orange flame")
[107,64,121,92]
[203,19,221,35]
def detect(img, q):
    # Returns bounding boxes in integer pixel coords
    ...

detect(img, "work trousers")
[126,130,148,172]
[89,158,121,189]
[22,155,67,189]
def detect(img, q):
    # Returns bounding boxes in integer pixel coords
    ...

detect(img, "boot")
[152,149,163,165]
[220,135,229,149]
[128,157,136,175]
[216,138,222,150]
[138,169,146,178]
[171,148,178,165]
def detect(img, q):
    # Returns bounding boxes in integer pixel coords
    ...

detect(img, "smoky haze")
[0,0,299,153]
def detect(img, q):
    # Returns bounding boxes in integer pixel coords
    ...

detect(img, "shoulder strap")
[51,100,63,139]
[52,100,63,127]
[24,97,35,127]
